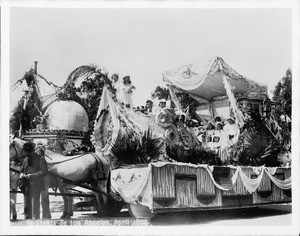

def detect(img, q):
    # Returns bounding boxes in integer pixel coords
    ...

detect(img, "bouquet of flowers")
[126,85,136,94]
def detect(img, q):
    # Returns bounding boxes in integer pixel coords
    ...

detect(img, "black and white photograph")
[1,0,299,235]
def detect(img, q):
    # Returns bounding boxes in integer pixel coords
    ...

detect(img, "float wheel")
[105,196,124,217]
[94,195,124,217]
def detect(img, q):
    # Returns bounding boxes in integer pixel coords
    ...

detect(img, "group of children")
[189,116,240,162]
[111,74,136,108]
[137,98,241,162]
[111,75,240,162]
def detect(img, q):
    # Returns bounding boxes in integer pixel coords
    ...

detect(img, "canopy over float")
[163,56,267,103]
[162,56,269,128]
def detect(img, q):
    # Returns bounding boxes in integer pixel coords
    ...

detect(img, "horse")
[9,137,122,219]
[9,160,22,220]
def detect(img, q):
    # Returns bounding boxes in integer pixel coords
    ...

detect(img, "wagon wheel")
[105,195,124,217]
[94,195,124,217]
[127,203,155,219]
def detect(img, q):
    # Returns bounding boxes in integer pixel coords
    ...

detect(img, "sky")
[9,6,292,110]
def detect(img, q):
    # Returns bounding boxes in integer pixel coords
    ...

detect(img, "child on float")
[111,73,121,100]
[154,99,167,123]
[223,117,240,146]
[210,135,221,154]
[186,119,199,140]
[214,121,231,162]
[154,99,167,114]
[145,100,153,114]
[121,75,135,107]
[196,125,206,145]
[203,121,215,149]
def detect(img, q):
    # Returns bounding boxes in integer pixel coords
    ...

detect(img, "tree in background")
[272,68,292,148]
[273,68,292,118]
[151,86,170,100]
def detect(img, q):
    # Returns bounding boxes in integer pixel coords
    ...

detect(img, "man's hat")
[146,99,153,104]
[215,121,223,126]
[23,142,35,153]
[207,122,215,129]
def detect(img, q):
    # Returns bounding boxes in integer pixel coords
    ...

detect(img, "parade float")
[10,57,291,219]
[93,56,291,218]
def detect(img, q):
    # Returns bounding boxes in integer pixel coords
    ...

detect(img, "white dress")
[113,80,121,101]
[223,123,240,146]
[121,84,135,106]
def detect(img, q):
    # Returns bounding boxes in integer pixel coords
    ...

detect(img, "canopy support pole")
[222,74,245,128]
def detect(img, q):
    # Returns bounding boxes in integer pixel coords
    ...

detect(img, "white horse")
[9,138,122,219]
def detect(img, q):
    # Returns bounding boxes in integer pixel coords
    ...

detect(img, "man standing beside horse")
[20,142,48,220]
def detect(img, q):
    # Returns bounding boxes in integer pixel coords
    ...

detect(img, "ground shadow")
[150,205,291,226]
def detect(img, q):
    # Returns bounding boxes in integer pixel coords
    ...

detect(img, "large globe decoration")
[44,100,89,132]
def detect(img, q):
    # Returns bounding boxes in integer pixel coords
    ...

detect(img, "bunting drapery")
[235,166,265,193]
[111,165,153,209]
[110,162,291,209]
[265,169,291,190]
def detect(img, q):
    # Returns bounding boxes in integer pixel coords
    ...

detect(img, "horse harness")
[10,141,112,195]
[91,153,107,181]
[48,152,107,188]
[10,150,122,201]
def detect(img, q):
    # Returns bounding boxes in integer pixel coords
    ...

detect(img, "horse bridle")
[10,141,27,161]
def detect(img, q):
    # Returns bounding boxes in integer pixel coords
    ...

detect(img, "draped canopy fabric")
[163,56,268,103]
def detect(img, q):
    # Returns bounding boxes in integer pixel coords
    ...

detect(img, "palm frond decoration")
[236,127,263,166]
[140,128,165,162]
[259,140,282,167]
[63,64,116,96]
[110,128,164,166]
[64,64,100,89]
[232,111,284,166]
